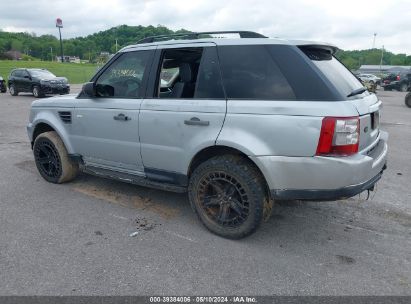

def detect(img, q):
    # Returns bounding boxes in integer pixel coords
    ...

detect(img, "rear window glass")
[218,45,296,100]
[194,47,225,99]
[301,48,368,99]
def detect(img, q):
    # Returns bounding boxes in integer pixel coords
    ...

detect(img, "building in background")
[358,65,411,74]
[55,55,80,63]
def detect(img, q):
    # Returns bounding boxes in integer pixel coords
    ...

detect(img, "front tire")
[33,131,79,183]
[32,86,44,98]
[9,84,18,96]
[188,155,268,239]
[400,84,408,92]
[405,92,411,108]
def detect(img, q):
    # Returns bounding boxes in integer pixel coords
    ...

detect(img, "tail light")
[396,75,400,81]
[316,117,360,156]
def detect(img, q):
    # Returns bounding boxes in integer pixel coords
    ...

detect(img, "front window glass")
[96,51,151,98]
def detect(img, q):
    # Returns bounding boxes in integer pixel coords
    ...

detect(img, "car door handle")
[184,117,210,126]
[113,113,131,121]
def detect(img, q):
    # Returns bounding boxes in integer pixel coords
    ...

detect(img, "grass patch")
[0,60,99,84]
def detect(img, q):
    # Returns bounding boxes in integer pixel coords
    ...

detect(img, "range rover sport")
[27,31,388,239]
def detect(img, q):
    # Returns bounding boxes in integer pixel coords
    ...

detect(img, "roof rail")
[136,31,267,44]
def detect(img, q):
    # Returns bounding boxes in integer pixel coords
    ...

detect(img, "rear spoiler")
[298,44,339,55]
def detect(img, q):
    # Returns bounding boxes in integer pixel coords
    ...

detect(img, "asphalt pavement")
[0,86,410,295]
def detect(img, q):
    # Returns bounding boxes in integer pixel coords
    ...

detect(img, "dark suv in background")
[382,71,411,92]
[0,76,7,93]
[8,68,70,98]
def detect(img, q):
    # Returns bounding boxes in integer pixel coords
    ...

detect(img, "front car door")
[139,43,226,184]
[71,47,155,174]
[12,70,25,91]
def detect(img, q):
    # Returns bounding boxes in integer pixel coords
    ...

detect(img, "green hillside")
[0,25,188,62]
[0,24,410,73]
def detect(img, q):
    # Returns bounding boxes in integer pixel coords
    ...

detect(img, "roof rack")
[136,31,267,44]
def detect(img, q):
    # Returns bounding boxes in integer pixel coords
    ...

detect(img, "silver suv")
[27,31,388,239]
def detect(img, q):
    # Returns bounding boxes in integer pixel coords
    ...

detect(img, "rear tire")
[188,155,268,239]
[405,92,411,108]
[33,131,79,183]
[32,86,44,98]
[9,84,18,96]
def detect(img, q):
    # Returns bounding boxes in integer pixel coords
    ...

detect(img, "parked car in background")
[8,68,70,98]
[0,76,7,93]
[382,71,411,92]
[27,31,388,239]
[358,73,381,86]
[405,92,411,108]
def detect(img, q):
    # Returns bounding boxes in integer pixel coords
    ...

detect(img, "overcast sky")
[1,0,410,54]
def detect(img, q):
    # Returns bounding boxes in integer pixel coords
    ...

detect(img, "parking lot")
[0,87,410,295]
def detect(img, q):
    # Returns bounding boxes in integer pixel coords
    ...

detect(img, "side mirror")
[24,75,31,79]
[82,82,96,97]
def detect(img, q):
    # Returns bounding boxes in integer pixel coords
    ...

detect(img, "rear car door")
[71,47,155,173]
[139,43,226,184]
[20,70,32,92]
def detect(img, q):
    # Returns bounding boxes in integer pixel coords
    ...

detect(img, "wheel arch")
[32,122,55,143]
[31,119,74,153]
[187,145,270,193]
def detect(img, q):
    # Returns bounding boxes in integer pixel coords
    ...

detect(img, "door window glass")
[156,47,224,99]
[195,47,225,99]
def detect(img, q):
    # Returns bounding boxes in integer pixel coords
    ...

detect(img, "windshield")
[30,69,56,79]
[301,48,369,99]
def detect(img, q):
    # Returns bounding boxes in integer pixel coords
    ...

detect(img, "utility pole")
[56,18,64,63]
[372,33,377,49]
[50,46,53,62]
[380,45,384,72]
[115,39,118,52]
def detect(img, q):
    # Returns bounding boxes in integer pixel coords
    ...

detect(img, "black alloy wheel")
[189,155,268,239]
[197,172,249,228]
[34,138,62,180]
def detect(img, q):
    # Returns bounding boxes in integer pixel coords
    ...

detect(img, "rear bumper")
[251,131,388,201]
[271,164,386,200]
